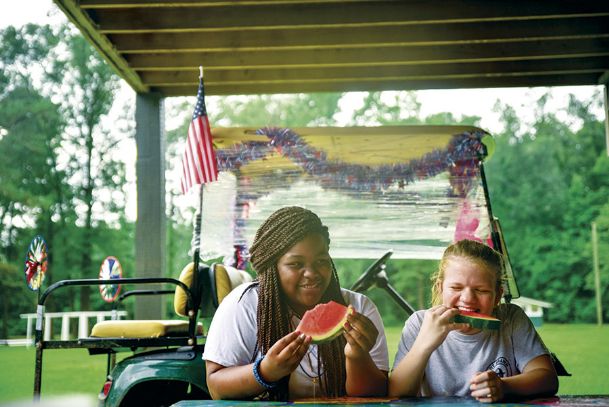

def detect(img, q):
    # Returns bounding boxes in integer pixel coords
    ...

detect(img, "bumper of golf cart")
[100,345,209,406]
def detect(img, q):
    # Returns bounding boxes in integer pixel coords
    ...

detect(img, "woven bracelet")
[253,355,278,390]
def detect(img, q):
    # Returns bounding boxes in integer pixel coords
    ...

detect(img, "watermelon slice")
[454,310,501,330]
[296,301,354,344]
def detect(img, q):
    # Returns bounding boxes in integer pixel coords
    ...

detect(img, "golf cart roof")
[198,125,495,261]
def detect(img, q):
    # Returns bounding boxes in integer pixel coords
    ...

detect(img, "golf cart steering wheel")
[350,250,393,292]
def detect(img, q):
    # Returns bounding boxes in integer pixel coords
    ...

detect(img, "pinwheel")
[98,256,123,303]
[24,235,48,291]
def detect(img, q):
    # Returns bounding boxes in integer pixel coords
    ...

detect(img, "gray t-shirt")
[392,303,549,397]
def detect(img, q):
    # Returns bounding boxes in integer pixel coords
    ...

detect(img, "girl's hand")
[470,370,504,403]
[416,305,468,352]
[343,310,378,360]
[260,331,312,383]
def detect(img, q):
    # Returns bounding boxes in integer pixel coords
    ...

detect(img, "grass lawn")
[0,347,112,404]
[1,324,608,403]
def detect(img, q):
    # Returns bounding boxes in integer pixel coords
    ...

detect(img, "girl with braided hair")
[203,206,389,400]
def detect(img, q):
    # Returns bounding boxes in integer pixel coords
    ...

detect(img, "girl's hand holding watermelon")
[417,305,469,352]
[259,331,312,383]
[343,310,379,359]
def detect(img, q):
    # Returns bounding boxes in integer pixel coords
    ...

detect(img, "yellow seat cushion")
[174,262,253,316]
[90,320,203,338]
[174,262,197,317]
[215,264,253,305]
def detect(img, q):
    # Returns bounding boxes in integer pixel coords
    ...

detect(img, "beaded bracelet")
[253,355,278,390]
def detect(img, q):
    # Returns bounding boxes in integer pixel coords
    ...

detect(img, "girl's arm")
[343,312,387,396]
[470,354,558,403]
[388,306,468,397]
[503,354,558,396]
[205,361,265,400]
[388,335,435,397]
[205,331,311,399]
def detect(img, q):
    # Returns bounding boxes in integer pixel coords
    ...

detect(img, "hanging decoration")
[99,256,123,303]
[24,235,48,291]
[216,127,488,198]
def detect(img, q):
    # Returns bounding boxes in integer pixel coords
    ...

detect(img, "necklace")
[301,345,323,379]
[301,345,323,399]
[289,308,324,398]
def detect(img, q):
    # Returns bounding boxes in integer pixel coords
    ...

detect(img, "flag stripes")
[180,78,218,194]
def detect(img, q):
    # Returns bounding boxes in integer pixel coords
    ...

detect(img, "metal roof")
[53,0,609,97]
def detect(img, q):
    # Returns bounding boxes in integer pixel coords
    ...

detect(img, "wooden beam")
[138,57,609,85]
[157,73,602,96]
[158,69,607,89]
[124,38,609,69]
[91,1,609,33]
[53,0,148,93]
[109,16,609,52]
[80,0,372,8]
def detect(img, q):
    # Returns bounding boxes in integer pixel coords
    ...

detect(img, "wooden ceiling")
[53,0,609,97]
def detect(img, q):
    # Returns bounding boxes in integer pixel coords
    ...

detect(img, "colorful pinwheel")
[98,256,123,303]
[24,236,48,291]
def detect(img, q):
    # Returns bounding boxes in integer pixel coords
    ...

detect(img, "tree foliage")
[486,91,609,322]
[0,24,131,337]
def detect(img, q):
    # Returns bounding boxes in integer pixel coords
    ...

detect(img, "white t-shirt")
[392,303,550,396]
[203,282,389,399]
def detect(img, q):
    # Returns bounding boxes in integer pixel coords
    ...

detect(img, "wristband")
[253,355,278,390]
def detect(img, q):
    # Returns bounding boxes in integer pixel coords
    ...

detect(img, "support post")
[592,222,603,325]
[135,92,166,319]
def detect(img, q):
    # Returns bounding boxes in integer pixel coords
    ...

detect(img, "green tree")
[213,93,343,127]
[1,24,131,335]
[486,91,608,322]
[347,91,481,126]
[46,28,123,310]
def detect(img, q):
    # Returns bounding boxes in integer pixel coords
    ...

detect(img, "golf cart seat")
[90,263,252,339]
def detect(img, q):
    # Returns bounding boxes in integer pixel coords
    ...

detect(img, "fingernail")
[299,333,306,340]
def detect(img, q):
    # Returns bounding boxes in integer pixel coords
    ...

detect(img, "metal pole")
[604,84,609,157]
[187,184,204,339]
[592,222,603,325]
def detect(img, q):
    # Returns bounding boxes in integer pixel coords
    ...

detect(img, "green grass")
[536,324,609,395]
[0,347,114,404]
[1,324,608,403]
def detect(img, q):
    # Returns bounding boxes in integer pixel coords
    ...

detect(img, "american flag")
[180,78,218,194]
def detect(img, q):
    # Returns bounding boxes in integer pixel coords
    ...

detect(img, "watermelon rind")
[297,303,354,344]
[454,311,501,330]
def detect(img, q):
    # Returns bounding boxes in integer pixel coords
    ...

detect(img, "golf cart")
[29,125,566,406]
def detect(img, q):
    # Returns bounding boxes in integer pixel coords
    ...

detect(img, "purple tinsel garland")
[215,127,487,197]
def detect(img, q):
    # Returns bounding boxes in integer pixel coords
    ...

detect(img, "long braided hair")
[249,206,347,400]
